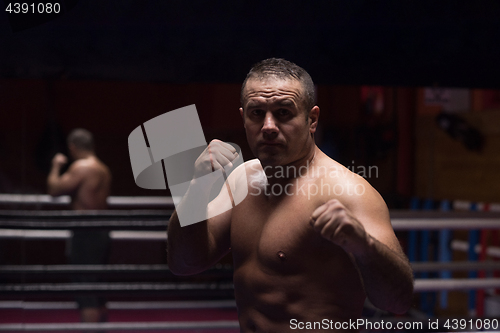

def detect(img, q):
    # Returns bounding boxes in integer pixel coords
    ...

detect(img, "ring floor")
[0,307,239,333]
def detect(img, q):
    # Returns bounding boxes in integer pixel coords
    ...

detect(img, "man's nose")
[262,112,278,135]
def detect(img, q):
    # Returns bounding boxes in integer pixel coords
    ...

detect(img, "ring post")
[420,198,435,316]
[468,202,479,316]
[438,199,452,309]
[476,203,490,317]
[408,197,420,264]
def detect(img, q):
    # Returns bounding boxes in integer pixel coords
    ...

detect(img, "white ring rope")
[414,278,500,292]
[0,321,240,332]
[391,218,500,230]
[0,194,175,208]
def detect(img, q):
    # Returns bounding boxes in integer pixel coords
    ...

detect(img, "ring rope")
[2,278,500,294]
[0,282,235,295]
[0,264,232,275]
[0,194,175,209]
[2,262,499,274]
[0,320,240,331]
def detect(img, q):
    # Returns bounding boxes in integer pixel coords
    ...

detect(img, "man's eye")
[277,109,290,116]
[251,109,264,116]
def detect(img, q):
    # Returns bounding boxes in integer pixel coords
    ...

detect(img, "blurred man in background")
[47,128,112,323]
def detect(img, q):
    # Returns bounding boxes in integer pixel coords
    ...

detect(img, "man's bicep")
[350,187,403,254]
[367,217,404,256]
[206,161,250,253]
[206,184,233,256]
[206,160,249,226]
[52,166,83,195]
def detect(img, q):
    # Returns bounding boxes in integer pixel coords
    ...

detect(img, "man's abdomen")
[233,260,365,332]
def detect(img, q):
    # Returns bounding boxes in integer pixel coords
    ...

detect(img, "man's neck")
[73,150,94,160]
[262,146,317,184]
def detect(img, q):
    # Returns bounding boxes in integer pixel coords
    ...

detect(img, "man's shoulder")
[73,157,108,171]
[67,159,105,184]
[314,157,366,185]
[222,159,261,203]
[314,157,384,207]
[242,159,262,173]
[66,159,86,172]
[228,159,261,177]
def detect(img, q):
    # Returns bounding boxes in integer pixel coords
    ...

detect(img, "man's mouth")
[259,141,283,146]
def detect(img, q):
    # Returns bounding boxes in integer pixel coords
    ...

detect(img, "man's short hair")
[241,58,316,113]
[67,128,94,151]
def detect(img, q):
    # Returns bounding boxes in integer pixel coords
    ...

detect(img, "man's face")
[68,143,77,160]
[240,77,318,167]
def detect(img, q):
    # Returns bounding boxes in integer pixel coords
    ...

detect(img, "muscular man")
[167,58,413,332]
[47,128,112,323]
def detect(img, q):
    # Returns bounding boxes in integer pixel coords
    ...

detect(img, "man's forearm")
[167,210,213,275]
[353,235,414,314]
[167,178,216,275]
[47,166,61,195]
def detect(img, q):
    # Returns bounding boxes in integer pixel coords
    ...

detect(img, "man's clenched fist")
[52,153,68,168]
[310,199,369,256]
[193,139,238,179]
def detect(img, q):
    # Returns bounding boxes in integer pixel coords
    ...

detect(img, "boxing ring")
[1,195,500,331]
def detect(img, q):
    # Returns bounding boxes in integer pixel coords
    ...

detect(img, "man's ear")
[239,108,245,127]
[309,106,320,134]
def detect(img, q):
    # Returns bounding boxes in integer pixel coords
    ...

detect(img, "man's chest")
[229,189,334,272]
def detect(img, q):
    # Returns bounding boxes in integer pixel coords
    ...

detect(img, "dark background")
[1,0,499,203]
[1,1,499,318]
[2,0,500,87]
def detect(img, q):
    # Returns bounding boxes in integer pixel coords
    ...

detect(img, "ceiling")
[1,0,500,87]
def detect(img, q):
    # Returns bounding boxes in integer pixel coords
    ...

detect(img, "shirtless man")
[167,58,413,332]
[47,128,112,323]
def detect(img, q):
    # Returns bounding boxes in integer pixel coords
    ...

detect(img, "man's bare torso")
[229,154,367,332]
[71,156,111,210]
